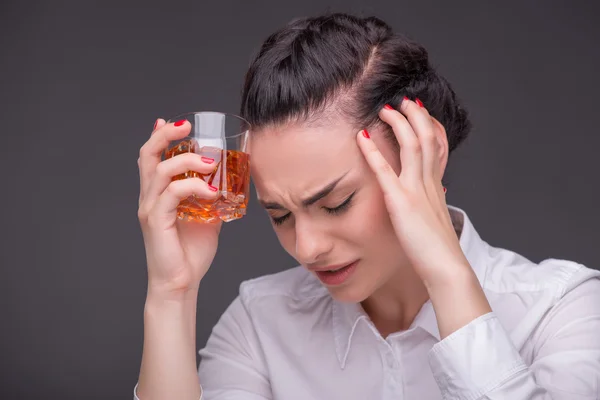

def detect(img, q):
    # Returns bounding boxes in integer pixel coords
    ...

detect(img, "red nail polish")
[383,104,394,110]
[362,129,370,139]
[174,119,186,127]
[443,187,447,193]
[153,120,158,130]
[201,156,214,164]
[208,184,218,192]
[400,97,409,109]
[416,98,424,108]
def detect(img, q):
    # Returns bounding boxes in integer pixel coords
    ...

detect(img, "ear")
[430,116,449,178]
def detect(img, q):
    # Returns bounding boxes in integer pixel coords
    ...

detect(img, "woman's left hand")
[357,98,468,288]
[356,97,492,337]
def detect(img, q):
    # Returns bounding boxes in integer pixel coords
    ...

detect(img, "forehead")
[248,122,361,200]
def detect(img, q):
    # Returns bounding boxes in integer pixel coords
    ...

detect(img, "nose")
[294,219,333,265]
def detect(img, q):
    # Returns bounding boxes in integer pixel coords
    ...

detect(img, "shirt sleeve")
[133,383,203,400]
[196,294,272,400]
[428,275,600,400]
[133,294,271,400]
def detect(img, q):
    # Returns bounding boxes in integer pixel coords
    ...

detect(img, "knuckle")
[167,178,191,196]
[392,121,405,139]
[179,152,201,167]
[392,112,410,130]
[377,159,395,175]
[137,206,149,222]
[154,161,168,177]
[139,145,148,159]
[368,145,381,157]
[161,153,200,176]
[390,120,409,135]
[406,139,422,153]
[419,129,434,141]
[165,179,180,195]
[421,132,437,146]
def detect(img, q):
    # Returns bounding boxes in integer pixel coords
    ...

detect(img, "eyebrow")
[259,172,350,210]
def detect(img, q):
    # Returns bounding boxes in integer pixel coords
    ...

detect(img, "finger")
[398,100,447,211]
[152,118,165,135]
[139,118,166,204]
[356,129,401,198]
[145,153,218,208]
[378,104,423,187]
[398,98,442,183]
[147,178,220,228]
[138,119,191,202]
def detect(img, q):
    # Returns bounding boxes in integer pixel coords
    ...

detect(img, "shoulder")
[481,243,600,296]
[479,245,600,346]
[207,266,329,335]
[219,267,333,344]
[237,265,329,306]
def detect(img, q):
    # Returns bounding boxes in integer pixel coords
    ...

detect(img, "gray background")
[1,0,598,398]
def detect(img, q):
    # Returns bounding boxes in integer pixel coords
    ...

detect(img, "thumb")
[151,118,166,134]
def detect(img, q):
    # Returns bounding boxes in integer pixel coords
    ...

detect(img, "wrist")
[144,289,198,317]
[144,286,199,342]
[424,262,492,339]
[146,281,200,305]
[422,260,475,295]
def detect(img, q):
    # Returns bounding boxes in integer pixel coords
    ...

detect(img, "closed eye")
[271,213,291,226]
[323,191,355,215]
[270,191,357,226]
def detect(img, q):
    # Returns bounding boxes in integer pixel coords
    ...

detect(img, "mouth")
[312,260,359,286]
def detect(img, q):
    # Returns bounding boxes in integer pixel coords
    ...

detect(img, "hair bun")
[241,12,472,156]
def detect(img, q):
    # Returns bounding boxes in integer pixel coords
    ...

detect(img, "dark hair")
[240,12,471,155]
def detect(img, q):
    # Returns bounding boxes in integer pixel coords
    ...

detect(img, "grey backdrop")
[1,0,598,398]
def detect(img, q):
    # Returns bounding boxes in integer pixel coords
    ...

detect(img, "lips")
[321,265,348,272]
[310,260,358,272]
[312,260,359,286]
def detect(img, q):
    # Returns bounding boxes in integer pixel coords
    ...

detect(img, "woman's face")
[249,118,409,303]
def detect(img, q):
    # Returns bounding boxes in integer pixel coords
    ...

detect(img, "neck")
[360,263,430,338]
[360,208,463,338]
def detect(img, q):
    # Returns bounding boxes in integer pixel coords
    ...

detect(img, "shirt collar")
[331,205,488,368]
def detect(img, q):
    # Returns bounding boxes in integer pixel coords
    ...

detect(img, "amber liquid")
[164,139,251,223]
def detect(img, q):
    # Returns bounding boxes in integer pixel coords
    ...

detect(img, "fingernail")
[416,98,424,108]
[174,119,186,127]
[208,184,218,192]
[400,97,409,109]
[443,187,447,193]
[201,156,214,164]
[362,129,370,139]
[383,104,394,110]
[153,119,158,130]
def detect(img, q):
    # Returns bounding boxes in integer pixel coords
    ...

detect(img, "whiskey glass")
[163,112,251,223]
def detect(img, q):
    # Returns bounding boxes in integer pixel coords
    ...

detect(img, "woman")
[134,13,600,400]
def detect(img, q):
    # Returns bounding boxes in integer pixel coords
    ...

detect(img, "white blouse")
[135,205,600,399]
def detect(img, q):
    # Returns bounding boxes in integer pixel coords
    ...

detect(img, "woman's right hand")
[137,118,222,298]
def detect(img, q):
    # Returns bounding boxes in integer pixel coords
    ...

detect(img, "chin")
[324,281,373,304]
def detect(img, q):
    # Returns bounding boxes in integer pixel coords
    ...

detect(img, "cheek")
[354,187,395,240]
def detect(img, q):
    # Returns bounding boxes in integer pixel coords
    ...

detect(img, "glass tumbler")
[163,111,251,223]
